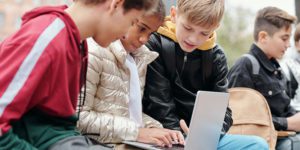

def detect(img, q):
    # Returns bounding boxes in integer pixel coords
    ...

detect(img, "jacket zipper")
[180,52,188,77]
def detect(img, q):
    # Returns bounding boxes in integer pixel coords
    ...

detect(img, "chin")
[179,42,196,52]
[181,46,195,52]
[93,39,108,48]
[102,43,110,48]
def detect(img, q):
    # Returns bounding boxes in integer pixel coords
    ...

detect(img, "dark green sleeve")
[0,129,37,150]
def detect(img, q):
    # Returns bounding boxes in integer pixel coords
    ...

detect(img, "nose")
[187,33,208,44]
[139,35,149,44]
[187,34,198,44]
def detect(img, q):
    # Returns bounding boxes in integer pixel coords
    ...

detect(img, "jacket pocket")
[256,83,283,98]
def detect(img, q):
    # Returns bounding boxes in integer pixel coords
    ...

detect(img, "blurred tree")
[217,6,254,67]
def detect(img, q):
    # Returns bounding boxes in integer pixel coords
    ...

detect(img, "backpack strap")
[243,54,260,75]
[160,36,176,80]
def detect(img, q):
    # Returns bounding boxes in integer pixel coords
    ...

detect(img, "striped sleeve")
[0,18,65,149]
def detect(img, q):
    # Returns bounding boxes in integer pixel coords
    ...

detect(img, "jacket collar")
[250,44,280,73]
[110,40,158,65]
[131,45,159,65]
[157,16,216,51]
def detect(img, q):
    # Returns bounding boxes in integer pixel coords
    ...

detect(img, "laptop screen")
[122,91,229,150]
[185,91,229,150]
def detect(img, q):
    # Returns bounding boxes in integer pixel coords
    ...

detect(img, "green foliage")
[217,6,255,67]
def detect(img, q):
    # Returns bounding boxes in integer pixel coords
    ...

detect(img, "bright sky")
[228,0,295,15]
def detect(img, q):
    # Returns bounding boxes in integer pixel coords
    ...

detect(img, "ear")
[258,31,269,44]
[170,6,177,23]
[108,0,124,14]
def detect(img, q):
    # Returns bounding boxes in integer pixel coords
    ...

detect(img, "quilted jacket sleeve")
[142,113,163,128]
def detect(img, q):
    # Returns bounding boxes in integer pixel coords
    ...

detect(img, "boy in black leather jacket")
[142,0,268,149]
[228,7,300,150]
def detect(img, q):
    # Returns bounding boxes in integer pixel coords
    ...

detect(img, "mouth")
[131,43,141,50]
[183,41,196,48]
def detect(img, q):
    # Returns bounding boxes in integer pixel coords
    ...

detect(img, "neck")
[65,3,98,40]
[255,42,272,59]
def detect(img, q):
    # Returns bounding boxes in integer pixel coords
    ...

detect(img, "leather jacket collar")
[250,44,280,73]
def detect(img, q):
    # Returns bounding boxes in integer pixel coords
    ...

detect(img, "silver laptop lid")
[185,91,229,150]
[122,91,229,150]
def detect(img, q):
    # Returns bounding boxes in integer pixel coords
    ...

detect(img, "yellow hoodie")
[157,17,216,51]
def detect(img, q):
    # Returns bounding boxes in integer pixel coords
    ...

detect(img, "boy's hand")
[137,128,185,147]
[287,112,300,131]
[180,119,189,134]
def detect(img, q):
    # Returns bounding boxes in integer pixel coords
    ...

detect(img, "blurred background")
[0,0,299,66]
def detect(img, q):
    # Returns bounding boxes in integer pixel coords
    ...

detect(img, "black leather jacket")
[228,44,297,130]
[142,33,233,133]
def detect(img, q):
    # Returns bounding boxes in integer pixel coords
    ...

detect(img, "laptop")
[122,91,229,150]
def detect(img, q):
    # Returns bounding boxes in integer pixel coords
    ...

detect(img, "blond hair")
[176,0,225,27]
[254,6,297,42]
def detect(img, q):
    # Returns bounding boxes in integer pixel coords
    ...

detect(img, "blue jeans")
[217,134,269,150]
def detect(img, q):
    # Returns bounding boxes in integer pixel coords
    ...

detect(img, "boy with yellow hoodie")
[142,0,269,149]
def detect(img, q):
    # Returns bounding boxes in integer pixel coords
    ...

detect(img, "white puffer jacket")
[77,39,162,143]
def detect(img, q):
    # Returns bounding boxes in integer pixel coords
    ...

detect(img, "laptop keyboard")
[153,144,184,150]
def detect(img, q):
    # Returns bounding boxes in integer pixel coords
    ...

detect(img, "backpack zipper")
[180,52,188,77]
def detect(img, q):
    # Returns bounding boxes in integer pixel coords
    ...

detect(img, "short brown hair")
[176,0,225,27]
[254,6,297,42]
[294,23,300,43]
[75,0,155,12]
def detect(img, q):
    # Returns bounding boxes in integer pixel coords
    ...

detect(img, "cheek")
[193,36,208,46]
[275,38,285,46]
[125,34,135,42]
[176,30,184,41]
[126,29,139,41]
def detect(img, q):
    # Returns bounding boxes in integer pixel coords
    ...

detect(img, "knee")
[219,134,269,150]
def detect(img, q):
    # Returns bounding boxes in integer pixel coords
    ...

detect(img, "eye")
[201,32,210,36]
[139,26,146,32]
[282,37,289,42]
[183,25,192,31]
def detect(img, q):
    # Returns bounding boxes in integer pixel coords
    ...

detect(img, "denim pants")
[217,134,269,150]
[276,133,300,150]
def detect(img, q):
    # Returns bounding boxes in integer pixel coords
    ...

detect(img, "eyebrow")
[140,22,151,30]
